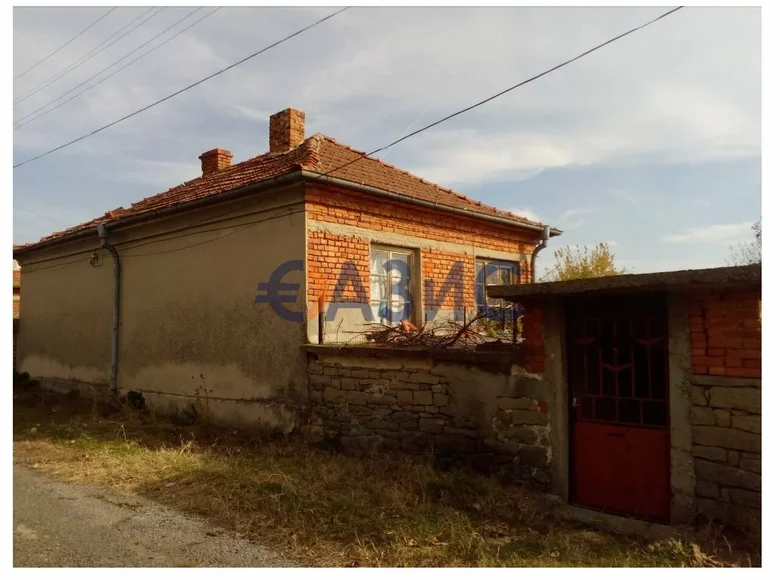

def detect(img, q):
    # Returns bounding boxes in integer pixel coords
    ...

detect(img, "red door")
[567,296,670,523]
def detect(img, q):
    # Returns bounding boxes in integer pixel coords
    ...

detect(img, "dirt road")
[13,464,296,567]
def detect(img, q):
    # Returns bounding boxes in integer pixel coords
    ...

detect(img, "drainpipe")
[529,225,551,283]
[97,224,121,394]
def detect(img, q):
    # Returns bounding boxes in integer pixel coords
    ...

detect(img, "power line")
[118,5,684,259]
[13,6,351,169]
[311,6,686,183]
[14,7,215,130]
[14,7,118,81]
[13,203,72,225]
[16,5,682,262]
[14,7,165,106]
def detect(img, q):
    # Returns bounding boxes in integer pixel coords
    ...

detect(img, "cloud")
[12,6,761,248]
[559,208,598,229]
[508,207,543,223]
[608,190,641,205]
[661,222,755,244]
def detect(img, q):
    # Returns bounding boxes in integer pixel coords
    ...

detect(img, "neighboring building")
[13,257,20,319]
[13,108,560,430]
[13,253,21,371]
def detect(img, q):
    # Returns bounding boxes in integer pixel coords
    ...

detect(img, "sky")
[12,5,761,275]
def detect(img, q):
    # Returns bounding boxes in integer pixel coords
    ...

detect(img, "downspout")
[97,224,121,395]
[529,225,551,283]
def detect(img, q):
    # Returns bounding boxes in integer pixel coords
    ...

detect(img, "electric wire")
[309,6,686,183]
[14,7,118,81]
[16,6,683,264]
[14,7,165,106]
[14,7,218,130]
[13,7,351,169]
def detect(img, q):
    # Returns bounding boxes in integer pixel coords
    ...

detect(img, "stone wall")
[304,346,552,486]
[690,374,761,531]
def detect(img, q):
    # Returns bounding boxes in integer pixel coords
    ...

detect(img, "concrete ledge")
[691,374,761,388]
[556,505,678,542]
[302,344,526,372]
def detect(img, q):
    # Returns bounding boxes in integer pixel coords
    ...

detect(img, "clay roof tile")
[21,134,544,250]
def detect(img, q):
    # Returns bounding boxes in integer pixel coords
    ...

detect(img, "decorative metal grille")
[567,297,669,428]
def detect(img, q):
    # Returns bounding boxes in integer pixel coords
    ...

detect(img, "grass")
[12,388,759,567]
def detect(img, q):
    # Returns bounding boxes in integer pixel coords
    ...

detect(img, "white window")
[370,246,415,325]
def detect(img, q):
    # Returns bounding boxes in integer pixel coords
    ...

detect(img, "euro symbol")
[254,260,304,323]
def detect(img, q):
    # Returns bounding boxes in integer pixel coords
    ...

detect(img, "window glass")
[474,259,520,327]
[370,247,414,325]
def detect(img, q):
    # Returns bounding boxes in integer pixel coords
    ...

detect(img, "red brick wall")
[305,184,539,310]
[689,288,761,378]
[307,231,370,303]
[421,248,476,314]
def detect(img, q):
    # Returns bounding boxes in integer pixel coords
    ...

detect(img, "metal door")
[566,296,670,523]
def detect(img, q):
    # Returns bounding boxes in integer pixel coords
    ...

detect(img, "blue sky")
[13,6,761,275]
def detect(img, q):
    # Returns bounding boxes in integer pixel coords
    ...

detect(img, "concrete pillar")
[667,293,696,525]
[543,297,569,501]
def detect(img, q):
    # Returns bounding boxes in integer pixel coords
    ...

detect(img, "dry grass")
[13,389,759,567]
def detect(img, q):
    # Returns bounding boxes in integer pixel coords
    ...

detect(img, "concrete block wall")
[688,287,761,531]
[304,347,552,486]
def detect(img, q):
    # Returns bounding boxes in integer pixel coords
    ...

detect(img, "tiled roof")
[22,134,547,250]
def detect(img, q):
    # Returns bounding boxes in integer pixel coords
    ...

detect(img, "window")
[370,247,415,325]
[475,259,520,326]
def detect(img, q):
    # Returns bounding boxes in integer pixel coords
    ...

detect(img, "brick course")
[689,289,761,378]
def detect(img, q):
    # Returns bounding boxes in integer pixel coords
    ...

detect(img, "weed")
[12,389,759,567]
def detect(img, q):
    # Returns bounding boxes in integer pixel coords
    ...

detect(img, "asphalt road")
[13,464,297,567]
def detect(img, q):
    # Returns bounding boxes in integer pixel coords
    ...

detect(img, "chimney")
[269,108,305,154]
[199,148,233,176]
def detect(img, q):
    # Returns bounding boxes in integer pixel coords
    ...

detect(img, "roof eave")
[13,169,307,259]
[300,170,560,236]
[487,264,762,301]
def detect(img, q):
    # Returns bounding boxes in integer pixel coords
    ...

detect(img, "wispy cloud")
[661,221,755,244]
[608,189,641,205]
[508,207,543,224]
[559,208,598,229]
[12,6,761,257]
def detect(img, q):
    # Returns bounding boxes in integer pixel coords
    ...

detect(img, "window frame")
[369,244,417,326]
[475,258,520,327]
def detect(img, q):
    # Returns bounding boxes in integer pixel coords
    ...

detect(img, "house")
[13,108,560,430]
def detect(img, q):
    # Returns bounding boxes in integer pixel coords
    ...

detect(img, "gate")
[566,295,670,523]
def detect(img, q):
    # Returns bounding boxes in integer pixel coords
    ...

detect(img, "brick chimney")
[269,108,305,154]
[199,148,233,176]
